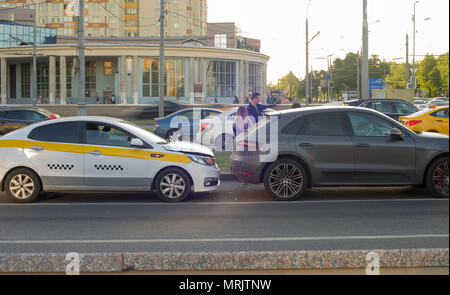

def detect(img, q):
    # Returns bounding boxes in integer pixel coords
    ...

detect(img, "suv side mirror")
[130,138,144,148]
[390,128,403,139]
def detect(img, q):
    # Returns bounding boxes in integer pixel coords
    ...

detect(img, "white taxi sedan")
[0,117,220,203]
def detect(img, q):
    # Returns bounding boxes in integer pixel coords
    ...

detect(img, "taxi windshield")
[120,121,168,144]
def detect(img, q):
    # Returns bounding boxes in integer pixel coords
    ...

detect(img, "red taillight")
[49,114,60,120]
[155,121,159,127]
[201,123,209,131]
[404,120,423,127]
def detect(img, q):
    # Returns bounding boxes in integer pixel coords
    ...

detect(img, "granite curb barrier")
[0,249,447,273]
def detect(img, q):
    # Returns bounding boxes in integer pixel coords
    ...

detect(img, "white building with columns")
[0,42,269,106]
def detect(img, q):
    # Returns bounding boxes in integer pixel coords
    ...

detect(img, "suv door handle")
[356,143,370,148]
[30,146,45,151]
[88,150,103,156]
[298,143,313,147]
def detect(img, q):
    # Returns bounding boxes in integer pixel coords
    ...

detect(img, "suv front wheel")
[263,159,308,201]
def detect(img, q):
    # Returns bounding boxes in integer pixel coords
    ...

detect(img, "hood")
[163,141,214,157]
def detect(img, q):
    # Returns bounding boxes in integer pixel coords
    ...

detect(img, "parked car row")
[0,104,448,203]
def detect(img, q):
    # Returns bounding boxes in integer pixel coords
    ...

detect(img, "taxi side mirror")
[131,138,144,148]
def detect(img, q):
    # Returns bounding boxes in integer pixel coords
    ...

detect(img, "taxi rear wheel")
[154,168,191,203]
[5,168,41,203]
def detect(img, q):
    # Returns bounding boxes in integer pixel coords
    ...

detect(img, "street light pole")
[77,0,86,116]
[361,0,370,99]
[412,1,417,96]
[159,0,165,118]
[305,6,310,106]
[31,0,37,106]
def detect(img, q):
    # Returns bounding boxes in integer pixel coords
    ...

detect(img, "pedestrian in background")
[111,94,116,104]
[247,92,269,123]
[233,106,250,137]
[233,96,239,104]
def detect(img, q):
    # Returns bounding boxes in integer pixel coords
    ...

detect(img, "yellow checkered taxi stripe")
[0,140,191,164]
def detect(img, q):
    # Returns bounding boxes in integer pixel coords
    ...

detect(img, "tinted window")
[0,111,6,118]
[348,112,395,137]
[178,110,194,120]
[431,108,449,119]
[86,123,133,147]
[394,102,417,115]
[4,111,25,120]
[283,113,349,136]
[373,102,395,113]
[29,122,80,143]
[23,111,47,121]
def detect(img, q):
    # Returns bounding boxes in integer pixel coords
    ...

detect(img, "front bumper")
[188,163,221,193]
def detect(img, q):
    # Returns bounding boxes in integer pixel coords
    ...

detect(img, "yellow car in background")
[399,106,449,135]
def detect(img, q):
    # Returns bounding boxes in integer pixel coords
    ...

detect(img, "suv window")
[431,108,449,119]
[29,122,80,143]
[0,111,6,118]
[283,113,349,136]
[373,101,395,113]
[394,102,417,115]
[4,110,25,120]
[85,123,133,147]
[348,112,395,137]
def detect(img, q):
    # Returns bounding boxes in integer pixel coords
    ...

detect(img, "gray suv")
[230,107,449,200]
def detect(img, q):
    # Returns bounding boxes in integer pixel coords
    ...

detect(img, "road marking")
[0,198,447,206]
[0,234,448,244]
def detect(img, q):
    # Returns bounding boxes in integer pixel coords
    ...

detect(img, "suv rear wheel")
[426,156,449,198]
[263,159,308,201]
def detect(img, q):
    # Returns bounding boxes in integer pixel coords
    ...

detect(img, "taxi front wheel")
[5,168,41,203]
[154,168,192,203]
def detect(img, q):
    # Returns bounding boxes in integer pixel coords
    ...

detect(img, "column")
[262,63,268,103]
[239,60,245,103]
[60,56,67,104]
[120,56,127,104]
[189,57,195,104]
[49,56,56,104]
[1,58,7,104]
[132,56,139,104]
[200,58,205,104]
[244,61,249,100]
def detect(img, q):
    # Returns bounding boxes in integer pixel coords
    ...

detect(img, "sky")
[208,0,450,84]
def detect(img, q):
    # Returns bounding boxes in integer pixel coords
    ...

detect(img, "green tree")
[279,71,301,98]
[437,52,449,95]
[385,63,408,89]
[418,54,441,97]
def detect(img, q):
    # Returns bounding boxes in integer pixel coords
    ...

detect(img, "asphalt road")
[0,181,448,253]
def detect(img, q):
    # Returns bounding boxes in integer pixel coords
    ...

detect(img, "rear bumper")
[230,155,263,185]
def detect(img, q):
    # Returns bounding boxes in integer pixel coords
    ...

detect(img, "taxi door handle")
[30,146,45,151]
[436,120,443,122]
[88,150,103,156]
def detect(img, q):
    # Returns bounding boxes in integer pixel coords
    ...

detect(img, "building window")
[142,58,185,97]
[52,4,59,11]
[85,62,96,97]
[214,34,227,48]
[104,61,113,75]
[21,64,31,98]
[125,8,137,14]
[249,63,262,94]
[37,63,49,98]
[206,60,236,97]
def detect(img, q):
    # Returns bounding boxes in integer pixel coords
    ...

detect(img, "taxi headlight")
[186,154,216,166]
